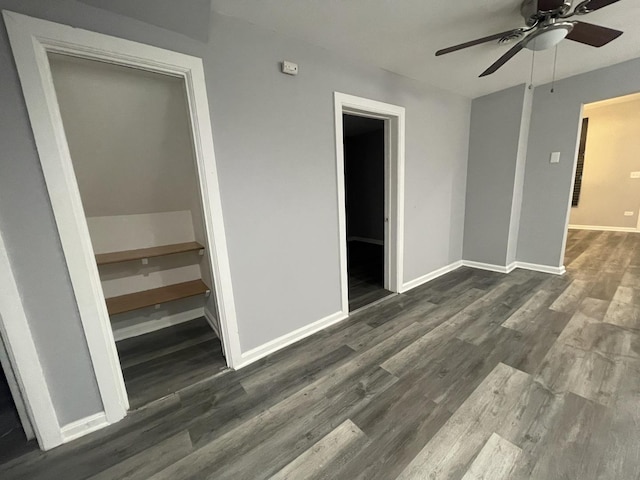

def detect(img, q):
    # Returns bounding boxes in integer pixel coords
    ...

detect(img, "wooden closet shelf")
[106,279,209,315]
[96,241,204,265]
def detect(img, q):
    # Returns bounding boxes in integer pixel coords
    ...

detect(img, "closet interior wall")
[47,53,217,340]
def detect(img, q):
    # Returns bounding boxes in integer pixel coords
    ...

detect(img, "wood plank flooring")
[2,230,639,479]
[348,266,393,311]
[348,240,393,311]
[116,318,227,409]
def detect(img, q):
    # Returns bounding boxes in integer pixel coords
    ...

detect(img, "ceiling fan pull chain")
[551,45,559,93]
[529,39,536,89]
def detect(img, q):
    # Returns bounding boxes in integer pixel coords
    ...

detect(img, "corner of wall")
[463,83,530,268]
[507,84,534,265]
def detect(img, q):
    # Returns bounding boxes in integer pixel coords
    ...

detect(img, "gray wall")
[517,57,640,267]
[463,84,527,266]
[345,129,385,242]
[569,99,640,229]
[49,54,201,217]
[0,0,471,423]
[505,87,533,266]
[206,12,470,351]
[77,0,212,42]
[0,2,105,426]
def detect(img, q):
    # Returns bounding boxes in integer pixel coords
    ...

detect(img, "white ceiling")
[211,0,640,98]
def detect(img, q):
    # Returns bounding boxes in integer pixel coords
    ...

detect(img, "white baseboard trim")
[230,255,566,373]
[60,412,109,443]
[400,261,463,292]
[347,236,384,246]
[461,260,517,274]
[460,259,565,276]
[112,307,204,341]
[569,224,639,233]
[514,262,566,275]
[235,310,348,369]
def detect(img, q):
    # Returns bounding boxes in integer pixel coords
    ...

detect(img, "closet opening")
[343,114,393,311]
[48,53,227,409]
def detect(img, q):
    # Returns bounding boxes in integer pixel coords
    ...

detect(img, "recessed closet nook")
[48,53,227,408]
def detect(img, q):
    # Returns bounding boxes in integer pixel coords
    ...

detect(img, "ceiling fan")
[436,0,623,77]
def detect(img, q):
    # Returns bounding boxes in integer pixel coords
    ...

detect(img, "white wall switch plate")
[282,60,298,75]
[550,152,561,164]
[630,171,640,179]
[624,211,635,216]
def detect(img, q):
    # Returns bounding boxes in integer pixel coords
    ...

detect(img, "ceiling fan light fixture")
[524,22,574,50]
[436,0,624,77]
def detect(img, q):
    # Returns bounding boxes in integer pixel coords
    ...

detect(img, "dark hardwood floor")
[348,240,393,311]
[348,266,394,311]
[2,230,639,479]
[0,366,36,464]
[116,318,227,409]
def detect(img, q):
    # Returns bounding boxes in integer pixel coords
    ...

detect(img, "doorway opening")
[46,53,228,409]
[334,93,406,315]
[343,115,393,311]
[563,92,640,270]
[4,11,241,447]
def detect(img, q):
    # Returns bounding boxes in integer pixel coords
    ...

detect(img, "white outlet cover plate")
[550,152,561,164]
[624,211,635,216]
[630,171,640,178]
[282,60,298,75]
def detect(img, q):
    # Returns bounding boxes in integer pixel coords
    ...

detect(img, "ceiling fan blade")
[537,0,568,11]
[566,21,623,47]
[479,41,526,77]
[577,0,621,13]
[435,29,522,56]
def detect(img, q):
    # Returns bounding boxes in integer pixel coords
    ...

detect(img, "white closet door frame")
[334,92,406,313]
[0,229,61,450]
[0,333,35,441]
[2,10,242,446]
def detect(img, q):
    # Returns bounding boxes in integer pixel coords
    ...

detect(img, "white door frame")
[0,332,35,441]
[559,103,587,268]
[2,10,242,446]
[334,92,405,313]
[0,229,62,450]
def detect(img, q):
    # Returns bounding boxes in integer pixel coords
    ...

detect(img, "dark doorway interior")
[0,361,35,463]
[343,114,393,311]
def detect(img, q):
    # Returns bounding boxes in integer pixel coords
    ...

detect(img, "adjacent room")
[565,93,640,268]
[1,0,639,479]
[572,94,640,232]
[343,114,393,311]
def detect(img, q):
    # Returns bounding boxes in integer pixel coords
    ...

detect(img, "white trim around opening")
[0,229,62,450]
[568,224,640,233]
[2,10,241,447]
[334,92,406,316]
[559,103,586,270]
